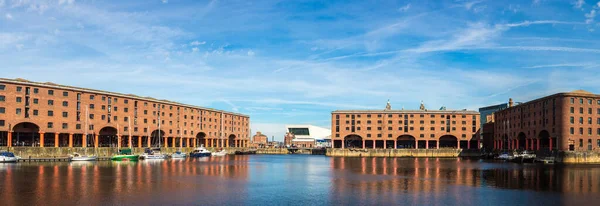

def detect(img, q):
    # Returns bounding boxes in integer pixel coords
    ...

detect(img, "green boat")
[111,148,139,161]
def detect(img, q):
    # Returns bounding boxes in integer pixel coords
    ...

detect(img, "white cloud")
[533,0,542,5]
[162,0,168,4]
[192,47,199,52]
[59,0,75,5]
[15,44,24,50]
[572,0,585,9]
[5,13,12,20]
[247,50,255,56]
[190,40,206,46]
[398,4,411,12]
[464,1,483,10]
[585,9,597,24]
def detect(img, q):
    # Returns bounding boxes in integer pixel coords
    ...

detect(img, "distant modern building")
[478,103,508,149]
[284,125,331,148]
[479,103,508,133]
[331,101,480,149]
[493,90,600,152]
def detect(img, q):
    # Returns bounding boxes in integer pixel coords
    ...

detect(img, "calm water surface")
[1,155,600,206]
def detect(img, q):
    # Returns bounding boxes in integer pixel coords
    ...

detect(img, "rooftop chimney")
[509,98,514,107]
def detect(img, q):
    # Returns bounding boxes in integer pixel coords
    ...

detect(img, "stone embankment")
[0,147,247,157]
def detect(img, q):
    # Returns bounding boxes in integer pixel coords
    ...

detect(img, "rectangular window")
[90,104,95,109]
[90,114,94,119]
[0,107,4,114]
[570,127,574,134]
[33,88,38,94]
[16,86,22,92]
[62,123,68,129]
[0,120,4,126]
[16,97,21,103]
[114,116,118,121]
[33,98,38,104]
[76,124,81,129]
[0,84,4,90]
[570,107,574,113]
[48,111,54,116]
[48,100,54,105]
[62,101,68,107]
[15,108,21,115]
[63,91,68,97]
[33,110,38,116]
[48,90,54,95]
[0,95,4,102]
[62,112,68,117]
[579,139,583,147]
[48,122,53,128]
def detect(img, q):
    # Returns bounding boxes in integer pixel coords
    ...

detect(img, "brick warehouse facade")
[331,102,480,149]
[493,90,600,152]
[0,78,250,148]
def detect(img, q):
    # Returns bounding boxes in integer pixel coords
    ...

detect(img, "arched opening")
[397,135,415,149]
[196,132,206,147]
[12,122,40,147]
[98,127,118,147]
[538,130,550,150]
[343,135,363,148]
[151,130,166,147]
[439,135,458,148]
[228,134,236,147]
[517,132,527,150]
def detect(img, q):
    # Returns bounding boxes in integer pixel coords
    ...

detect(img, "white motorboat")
[140,148,168,160]
[0,151,19,163]
[171,151,187,159]
[70,153,98,161]
[211,150,228,157]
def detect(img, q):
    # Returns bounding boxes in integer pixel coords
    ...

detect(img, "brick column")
[525,138,529,150]
[186,138,190,148]
[128,135,132,148]
[549,138,553,150]
[138,136,142,148]
[362,140,365,149]
[415,140,418,149]
[82,134,87,148]
[117,135,122,149]
[164,137,168,148]
[147,136,151,148]
[394,140,397,149]
[342,139,345,149]
[171,137,175,148]
[54,133,59,148]
[94,134,98,148]
[436,140,439,149]
[7,132,12,148]
[40,132,45,147]
[467,140,470,149]
[68,133,73,148]
[536,138,540,151]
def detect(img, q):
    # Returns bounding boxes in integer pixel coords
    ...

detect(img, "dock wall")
[0,147,247,157]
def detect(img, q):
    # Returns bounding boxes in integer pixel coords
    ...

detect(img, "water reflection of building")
[329,157,600,204]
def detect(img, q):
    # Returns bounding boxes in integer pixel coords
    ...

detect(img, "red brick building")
[0,78,250,148]
[252,131,268,148]
[493,90,600,152]
[331,102,480,149]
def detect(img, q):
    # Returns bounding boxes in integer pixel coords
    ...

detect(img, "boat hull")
[189,153,211,157]
[171,154,187,159]
[0,157,18,163]
[111,155,139,161]
[71,156,97,161]
[140,155,168,160]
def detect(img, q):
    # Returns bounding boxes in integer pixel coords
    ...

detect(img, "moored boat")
[212,149,227,157]
[189,146,211,157]
[0,151,19,163]
[70,153,98,161]
[140,148,168,160]
[111,148,139,161]
[171,151,187,159]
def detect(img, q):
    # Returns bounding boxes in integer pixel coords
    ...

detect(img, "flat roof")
[332,110,479,114]
[0,78,248,117]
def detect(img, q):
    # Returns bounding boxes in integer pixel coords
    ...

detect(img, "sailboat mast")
[128,116,132,149]
[85,105,88,146]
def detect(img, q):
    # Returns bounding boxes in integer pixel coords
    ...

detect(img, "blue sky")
[1,0,600,140]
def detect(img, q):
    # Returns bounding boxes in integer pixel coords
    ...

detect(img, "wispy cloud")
[398,4,411,12]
